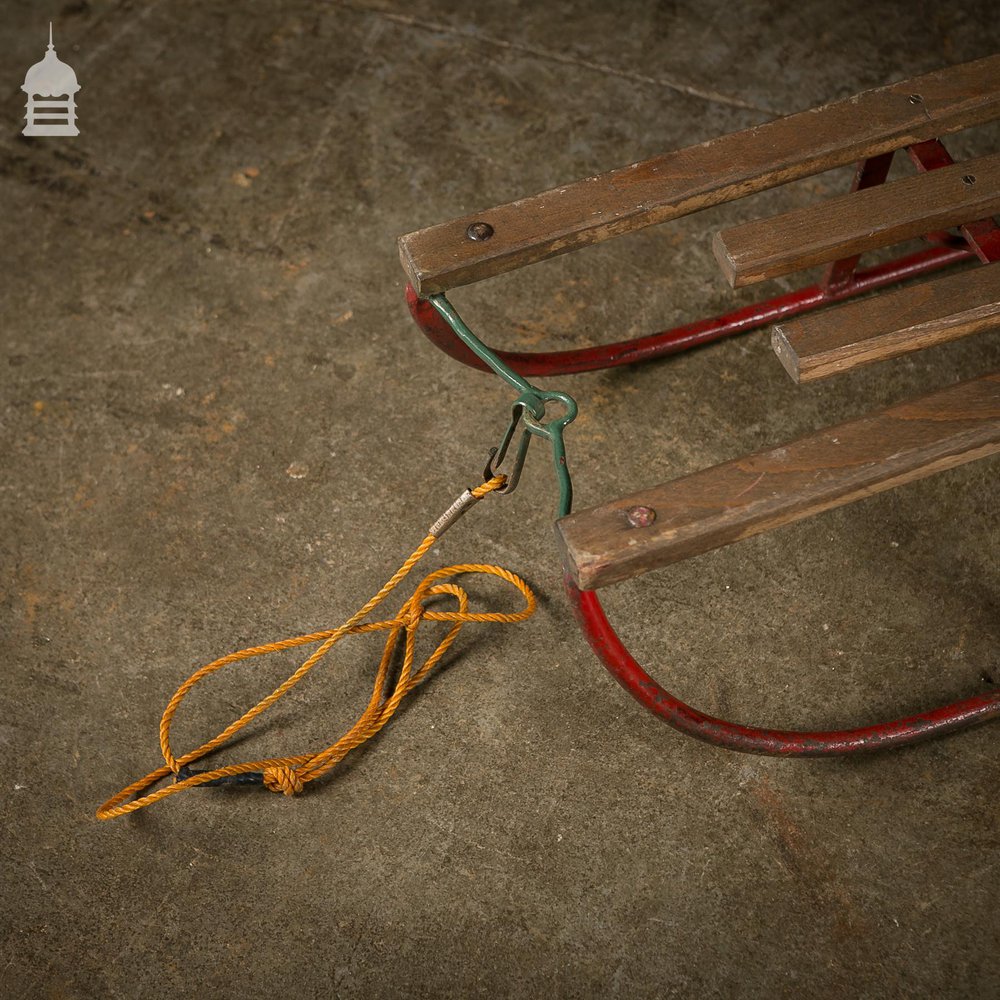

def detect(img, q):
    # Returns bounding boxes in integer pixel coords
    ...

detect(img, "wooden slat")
[713,152,1000,287]
[556,372,1000,590]
[772,262,1000,382]
[398,56,1000,295]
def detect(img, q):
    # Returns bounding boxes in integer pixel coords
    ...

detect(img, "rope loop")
[96,476,536,820]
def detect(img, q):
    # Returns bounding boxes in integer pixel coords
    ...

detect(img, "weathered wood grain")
[398,56,1000,295]
[713,152,1000,287]
[772,262,1000,382]
[556,372,1000,590]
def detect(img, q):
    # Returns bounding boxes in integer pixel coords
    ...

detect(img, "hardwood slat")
[398,56,1000,295]
[772,262,1000,382]
[713,152,1000,287]
[556,373,1000,590]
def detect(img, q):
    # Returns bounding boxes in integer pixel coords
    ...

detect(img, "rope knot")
[263,766,305,796]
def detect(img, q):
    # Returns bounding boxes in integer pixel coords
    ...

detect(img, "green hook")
[428,294,577,518]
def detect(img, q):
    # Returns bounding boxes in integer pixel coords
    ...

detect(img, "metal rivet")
[625,505,656,528]
[962,174,976,186]
[466,221,494,241]
[908,93,922,104]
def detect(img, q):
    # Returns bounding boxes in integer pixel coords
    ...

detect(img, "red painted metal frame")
[407,137,999,755]
[566,577,1000,755]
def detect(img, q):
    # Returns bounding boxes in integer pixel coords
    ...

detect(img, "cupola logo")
[22,24,80,137]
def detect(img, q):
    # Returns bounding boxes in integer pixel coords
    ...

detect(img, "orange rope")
[96,477,534,820]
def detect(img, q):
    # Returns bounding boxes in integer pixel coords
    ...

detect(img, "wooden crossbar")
[713,152,1000,287]
[556,372,1000,590]
[398,55,1000,295]
[772,262,1000,382]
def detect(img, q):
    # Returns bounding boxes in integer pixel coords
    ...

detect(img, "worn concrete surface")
[2,1,999,997]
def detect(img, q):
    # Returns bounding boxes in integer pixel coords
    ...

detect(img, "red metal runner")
[406,245,970,377]
[566,577,1000,755]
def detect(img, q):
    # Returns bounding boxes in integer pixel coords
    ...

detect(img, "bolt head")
[466,221,494,241]
[625,505,656,528]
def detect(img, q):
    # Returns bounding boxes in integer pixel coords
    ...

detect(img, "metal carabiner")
[484,400,533,494]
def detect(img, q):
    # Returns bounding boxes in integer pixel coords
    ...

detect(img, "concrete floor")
[2,1,999,997]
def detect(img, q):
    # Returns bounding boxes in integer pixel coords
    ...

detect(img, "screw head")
[625,505,656,528]
[908,93,923,104]
[962,174,976,186]
[466,221,494,241]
